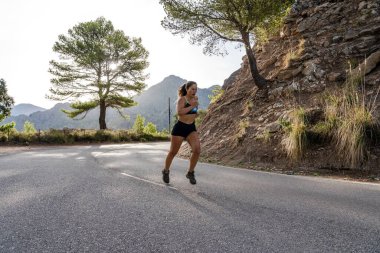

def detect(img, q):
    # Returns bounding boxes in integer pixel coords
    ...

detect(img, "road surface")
[0,143,379,252]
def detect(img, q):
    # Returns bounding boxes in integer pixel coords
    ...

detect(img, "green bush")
[133,114,145,134]
[208,86,224,104]
[144,122,157,135]
[23,121,37,134]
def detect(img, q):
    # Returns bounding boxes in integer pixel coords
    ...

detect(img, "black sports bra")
[185,99,198,114]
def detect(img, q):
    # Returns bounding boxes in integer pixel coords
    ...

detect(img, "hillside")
[3,75,216,131]
[180,0,380,173]
[11,104,46,116]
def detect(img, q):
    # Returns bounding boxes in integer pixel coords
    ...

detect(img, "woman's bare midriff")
[178,114,197,124]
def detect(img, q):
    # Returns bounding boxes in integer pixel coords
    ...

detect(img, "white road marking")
[121,173,177,190]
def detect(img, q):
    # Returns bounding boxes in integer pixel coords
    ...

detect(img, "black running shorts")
[171,121,196,138]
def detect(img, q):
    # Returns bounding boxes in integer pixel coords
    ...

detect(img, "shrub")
[0,121,16,133]
[281,107,307,160]
[39,129,67,144]
[144,122,157,135]
[23,121,37,134]
[71,129,94,142]
[236,118,250,143]
[0,127,169,145]
[0,135,7,142]
[133,114,145,134]
[94,130,113,142]
[208,86,224,104]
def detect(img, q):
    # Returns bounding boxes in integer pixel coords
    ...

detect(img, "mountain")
[3,75,217,131]
[180,0,380,171]
[115,75,215,130]
[11,103,46,116]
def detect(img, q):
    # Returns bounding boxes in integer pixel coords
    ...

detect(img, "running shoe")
[162,169,170,184]
[186,171,196,185]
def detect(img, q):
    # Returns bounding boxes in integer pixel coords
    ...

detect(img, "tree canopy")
[160,0,294,89]
[0,78,15,132]
[47,17,149,129]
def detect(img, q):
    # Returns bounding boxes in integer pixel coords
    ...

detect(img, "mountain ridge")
[11,103,46,116]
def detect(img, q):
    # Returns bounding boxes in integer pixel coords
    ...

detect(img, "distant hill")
[116,75,215,130]
[3,75,218,131]
[11,103,46,116]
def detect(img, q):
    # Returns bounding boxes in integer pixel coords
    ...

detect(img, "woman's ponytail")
[178,83,187,97]
[178,81,197,97]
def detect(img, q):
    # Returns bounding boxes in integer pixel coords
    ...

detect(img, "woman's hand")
[190,96,199,107]
[190,99,199,107]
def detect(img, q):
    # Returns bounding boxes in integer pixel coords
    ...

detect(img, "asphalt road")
[0,142,379,252]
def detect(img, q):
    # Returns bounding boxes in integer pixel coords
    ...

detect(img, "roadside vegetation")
[318,66,379,168]
[280,64,380,169]
[280,107,307,160]
[0,79,15,133]
[0,115,169,145]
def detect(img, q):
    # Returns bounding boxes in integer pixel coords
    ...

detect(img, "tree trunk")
[99,99,107,130]
[242,32,267,89]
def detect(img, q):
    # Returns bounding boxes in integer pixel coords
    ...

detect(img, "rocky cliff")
[181,0,380,173]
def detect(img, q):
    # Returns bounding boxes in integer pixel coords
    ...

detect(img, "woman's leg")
[164,135,184,171]
[186,131,201,172]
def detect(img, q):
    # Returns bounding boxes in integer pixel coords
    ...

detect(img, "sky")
[0,0,245,109]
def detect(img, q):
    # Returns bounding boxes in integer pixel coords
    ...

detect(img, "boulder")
[353,50,380,76]
[327,72,344,82]
[285,81,300,92]
[277,66,303,79]
[269,87,284,98]
[344,30,359,41]
[302,61,316,77]
[332,36,343,43]
[266,122,281,133]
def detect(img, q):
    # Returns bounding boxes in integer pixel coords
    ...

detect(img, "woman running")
[162,81,200,185]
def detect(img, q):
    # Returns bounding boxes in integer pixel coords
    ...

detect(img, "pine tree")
[160,0,294,90]
[47,17,149,129]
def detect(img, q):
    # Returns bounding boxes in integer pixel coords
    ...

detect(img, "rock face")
[180,0,380,170]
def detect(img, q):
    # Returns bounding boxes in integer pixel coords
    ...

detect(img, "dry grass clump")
[280,107,307,160]
[236,118,250,143]
[322,64,379,168]
[283,38,305,69]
